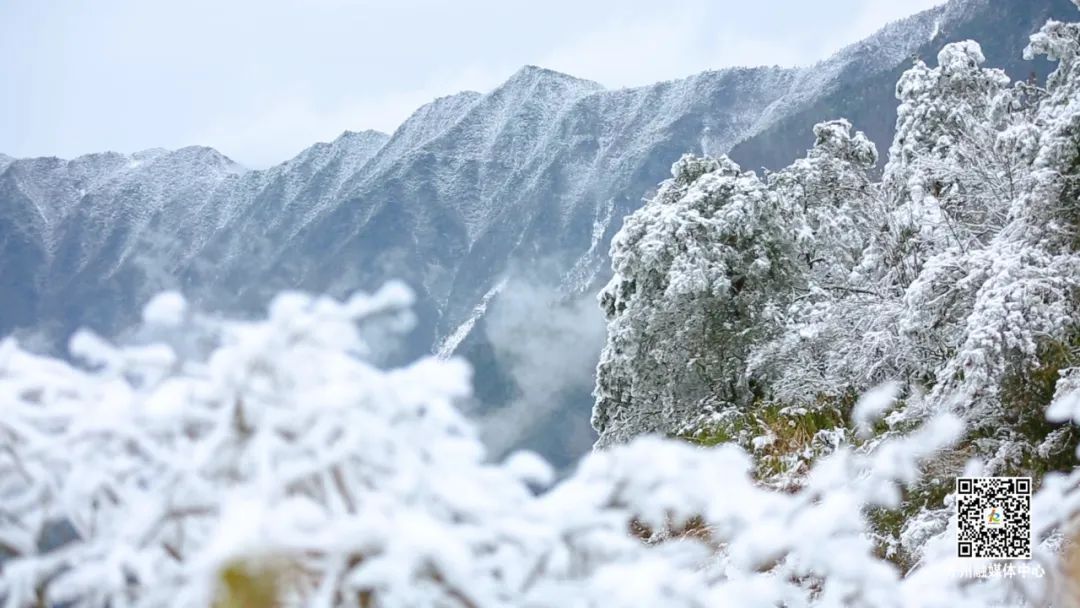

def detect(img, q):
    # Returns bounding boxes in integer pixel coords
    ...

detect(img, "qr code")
[956,477,1031,559]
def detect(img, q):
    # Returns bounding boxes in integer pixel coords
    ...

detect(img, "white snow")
[0,287,1055,606]
[853,381,901,436]
[141,291,187,327]
[435,278,506,358]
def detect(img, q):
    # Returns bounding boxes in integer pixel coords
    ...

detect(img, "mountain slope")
[728,0,1076,171]
[0,0,1075,463]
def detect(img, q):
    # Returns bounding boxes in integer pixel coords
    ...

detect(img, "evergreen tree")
[593,155,797,446]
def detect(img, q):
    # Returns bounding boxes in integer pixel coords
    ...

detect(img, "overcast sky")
[1,0,945,168]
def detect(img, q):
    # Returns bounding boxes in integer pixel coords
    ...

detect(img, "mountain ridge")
[1,0,1076,464]
[2,0,1069,339]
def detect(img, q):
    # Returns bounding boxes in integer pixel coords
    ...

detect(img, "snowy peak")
[388,91,481,147]
[281,129,388,177]
[349,91,482,184]
[129,148,170,165]
[146,145,245,174]
[332,129,390,156]
[0,152,131,230]
[429,64,602,162]
[320,130,389,163]
[501,65,604,92]
[336,128,389,144]
[486,65,603,110]
[728,0,1077,171]
[739,2,951,141]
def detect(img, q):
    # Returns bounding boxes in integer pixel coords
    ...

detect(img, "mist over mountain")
[0,0,1074,465]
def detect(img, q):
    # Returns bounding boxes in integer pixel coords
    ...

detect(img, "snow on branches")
[2,287,1070,607]
[592,5,1080,579]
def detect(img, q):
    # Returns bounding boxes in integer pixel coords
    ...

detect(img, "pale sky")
[0,0,946,168]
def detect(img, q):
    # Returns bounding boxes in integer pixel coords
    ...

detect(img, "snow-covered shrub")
[3,286,1076,607]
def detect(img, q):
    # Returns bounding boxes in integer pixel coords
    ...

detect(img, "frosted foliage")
[1047,367,1080,425]
[3,288,1075,607]
[593,3,1080,574]
[878,40,1019,293]
[593,154,797,445]
[141,291,187,327]
[936,40,985,73]
[770,118,878,288]
[874,36,1080,428]
[595,120,878,445]
[853,381,901,436]
[911,20,1080,441]
[746,120,883,402]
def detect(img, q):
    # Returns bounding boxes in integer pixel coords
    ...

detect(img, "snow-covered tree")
[592,2,1080,570]
[825,41,1031,399]
[594,119,882,448]
[773,119,879,284]
[4,286,1080,607]
[918,13,1080,473]
[880,41,1019,276]
[593,155,800,447]
[748,119,881,403]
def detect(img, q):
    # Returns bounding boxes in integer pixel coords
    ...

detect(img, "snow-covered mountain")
[730,0,1071,170]
[0,0,1074,460]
